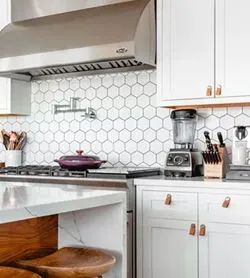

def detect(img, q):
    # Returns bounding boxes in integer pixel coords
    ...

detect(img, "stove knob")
[174,156,184,165]
[167,156,173,161]
[184,157,189,162]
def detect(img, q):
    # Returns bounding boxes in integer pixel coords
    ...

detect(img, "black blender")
[164,109,203,177]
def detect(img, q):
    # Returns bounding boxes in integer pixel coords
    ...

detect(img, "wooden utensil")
[8,131,19,150]
[1,130,9,150]
[0,267,41,278]
[16,132,27,150]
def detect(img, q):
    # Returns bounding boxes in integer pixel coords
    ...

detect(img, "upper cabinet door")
[0,0,10,31]
[216,0,250,98]
[157,0,214,103]
[0,77,10,112]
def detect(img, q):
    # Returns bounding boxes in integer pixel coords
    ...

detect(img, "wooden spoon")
[16,132,27,150]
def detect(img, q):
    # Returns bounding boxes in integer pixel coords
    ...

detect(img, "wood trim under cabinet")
[165,102,250,109]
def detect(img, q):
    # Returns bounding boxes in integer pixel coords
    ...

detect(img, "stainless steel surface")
[11,0,136,22]
[226,170,250,181]
[229,164,250,171]
[0,0,155,79]
[164,149,203,177]
[226,164,250,181]
[88,167,160,175]
[127,211,134,278]
[53,97,97,118]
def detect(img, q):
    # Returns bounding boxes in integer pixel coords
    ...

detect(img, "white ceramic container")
[5,150,22,167]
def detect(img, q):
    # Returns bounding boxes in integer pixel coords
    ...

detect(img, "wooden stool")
[16,247,116,278]
[0,266,42,278]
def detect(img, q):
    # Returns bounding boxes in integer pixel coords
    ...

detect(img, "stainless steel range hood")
[0,0,155,81]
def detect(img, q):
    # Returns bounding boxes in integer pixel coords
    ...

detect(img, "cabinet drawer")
[199,193,250,225]
[142,190,197,221]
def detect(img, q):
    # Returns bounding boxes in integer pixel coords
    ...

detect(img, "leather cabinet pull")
[189,224,196,236]
[165,194,172,205]
[206,86,212,96]
[222,197,231,208]
[199,225,206,237]
[216,85,222,96]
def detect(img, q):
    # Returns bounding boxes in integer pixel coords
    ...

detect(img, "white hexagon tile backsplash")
[0,70,249,167]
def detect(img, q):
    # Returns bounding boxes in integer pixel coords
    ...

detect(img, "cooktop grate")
[0,165,87,178]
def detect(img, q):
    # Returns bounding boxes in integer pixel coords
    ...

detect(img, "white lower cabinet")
[199,193,250,278]
[199,222,250,278]
[143,218,197,278]
[137,186,250,278]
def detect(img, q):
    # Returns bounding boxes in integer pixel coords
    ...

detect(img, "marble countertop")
[0,182,126,224]
[0,175,127,188]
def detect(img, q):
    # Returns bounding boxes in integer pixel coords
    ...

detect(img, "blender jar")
[171,109,197,148]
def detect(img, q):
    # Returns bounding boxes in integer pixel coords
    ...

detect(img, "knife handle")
[202,152,208,164]
[214,144,222,162]
[217,132,225,147]
[204,131,213,151]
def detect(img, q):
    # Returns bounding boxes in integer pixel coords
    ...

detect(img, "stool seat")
[16,247,116,278]
[0,266,41,278]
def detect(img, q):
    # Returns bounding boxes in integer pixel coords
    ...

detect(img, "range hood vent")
[0,0,155,81]
[14,59,148,80]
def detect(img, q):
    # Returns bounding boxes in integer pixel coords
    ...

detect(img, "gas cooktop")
[0,165,161,179]
[0,165,87,178]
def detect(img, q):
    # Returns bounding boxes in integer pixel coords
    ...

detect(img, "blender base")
[164,149,203,178]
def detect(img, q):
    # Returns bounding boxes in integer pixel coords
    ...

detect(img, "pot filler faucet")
[53,97,97,119]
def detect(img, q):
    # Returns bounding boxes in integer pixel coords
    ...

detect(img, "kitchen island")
[0,182,126,278]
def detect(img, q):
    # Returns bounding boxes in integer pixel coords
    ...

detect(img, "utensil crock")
[5,150,22,167]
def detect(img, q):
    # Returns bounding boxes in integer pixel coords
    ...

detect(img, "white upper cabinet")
[158,0,250,107]
[0,77,31,115]
[0,1,31,115]
[0,0,10,31]
[216,0,250,99]
[157,0,214,103]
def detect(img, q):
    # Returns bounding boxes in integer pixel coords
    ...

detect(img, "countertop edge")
[0,185,126,224]
[134,176,250,191]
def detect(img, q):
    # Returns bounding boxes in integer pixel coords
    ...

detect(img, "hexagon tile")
[0,70,247,166]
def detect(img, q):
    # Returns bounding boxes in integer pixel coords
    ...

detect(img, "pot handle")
[76,150,84,155]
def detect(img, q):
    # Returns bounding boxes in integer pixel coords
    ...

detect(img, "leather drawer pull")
[222,197,231,208]
[206,85,212,96]
[189,224,196,236]
[216,85,222,96]
[164,194,172,205]
[199,225,206,237]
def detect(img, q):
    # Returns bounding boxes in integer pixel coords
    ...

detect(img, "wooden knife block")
[204,146,228,179]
